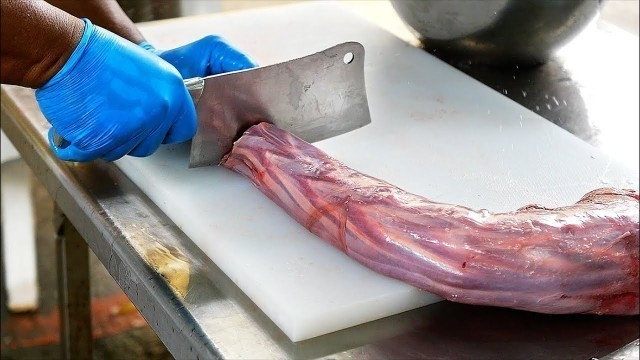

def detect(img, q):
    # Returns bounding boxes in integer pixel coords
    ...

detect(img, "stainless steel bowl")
[391,0,601,67]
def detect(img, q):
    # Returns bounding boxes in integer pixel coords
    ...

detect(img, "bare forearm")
[46,0,145,44]
[0,0,84,88]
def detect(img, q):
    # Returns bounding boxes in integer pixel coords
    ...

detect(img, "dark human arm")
[0,0,83,87]
[45,0,145,44]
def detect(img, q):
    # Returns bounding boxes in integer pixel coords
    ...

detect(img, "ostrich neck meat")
[221,123,639,315]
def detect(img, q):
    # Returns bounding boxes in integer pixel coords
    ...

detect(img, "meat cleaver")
[50,42,371,167]
[184,41,371,167]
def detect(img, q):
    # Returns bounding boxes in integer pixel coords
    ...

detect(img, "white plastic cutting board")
[116,2,639,341]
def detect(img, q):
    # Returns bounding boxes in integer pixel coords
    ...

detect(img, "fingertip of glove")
[215,56,257,74]
[50,143,96,163]
[237,56,259,70]
[208,39,258,73]
[48,128,102,162]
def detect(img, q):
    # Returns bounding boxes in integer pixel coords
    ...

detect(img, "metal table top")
[1,5,638,359]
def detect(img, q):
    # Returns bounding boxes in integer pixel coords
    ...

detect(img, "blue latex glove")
[35,19,196,162]
[139,36,257,79]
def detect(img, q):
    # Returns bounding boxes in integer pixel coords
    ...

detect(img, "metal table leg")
[55,208,93,360]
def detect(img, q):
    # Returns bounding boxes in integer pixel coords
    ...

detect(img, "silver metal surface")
[184,77,204,107]
[1,16,638,360]
[189,42,371,167]
[391,0,601,66]
[600,340,640,360]
[55,211,93,360]
[1,89,222,358]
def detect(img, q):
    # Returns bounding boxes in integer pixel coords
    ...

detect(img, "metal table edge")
[1,88,223,359]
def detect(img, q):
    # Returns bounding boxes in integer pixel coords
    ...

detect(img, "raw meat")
[221,123,639,315]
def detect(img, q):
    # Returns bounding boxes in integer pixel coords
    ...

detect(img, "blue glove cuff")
[39,19,94,90]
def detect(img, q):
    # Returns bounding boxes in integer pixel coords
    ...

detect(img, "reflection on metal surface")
[300,302,639,360]
[556,22,640,175]
[425,22,639,175]
[391,0,601,66]
[393,0,511,40]
[600,340,640,360]
[143,243,191,298]
[184,77,204,107]
[189,42,371,167]
[435,51,593,141]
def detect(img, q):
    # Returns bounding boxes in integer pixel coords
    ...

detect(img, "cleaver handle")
[50,77,206,150]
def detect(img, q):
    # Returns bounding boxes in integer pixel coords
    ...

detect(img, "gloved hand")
[139,35,257,79]
[35,19,196,162]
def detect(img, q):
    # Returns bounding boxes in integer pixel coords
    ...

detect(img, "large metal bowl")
[391,0,601,66]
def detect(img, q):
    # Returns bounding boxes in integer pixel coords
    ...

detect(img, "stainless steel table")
[1,5,638,359]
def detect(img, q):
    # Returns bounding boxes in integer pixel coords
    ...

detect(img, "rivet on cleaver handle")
[186,42,371,168]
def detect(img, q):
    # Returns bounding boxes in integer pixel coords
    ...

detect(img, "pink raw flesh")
[221,123,639,315]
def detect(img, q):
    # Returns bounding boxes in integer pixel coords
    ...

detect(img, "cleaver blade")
[185,42,371,168]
